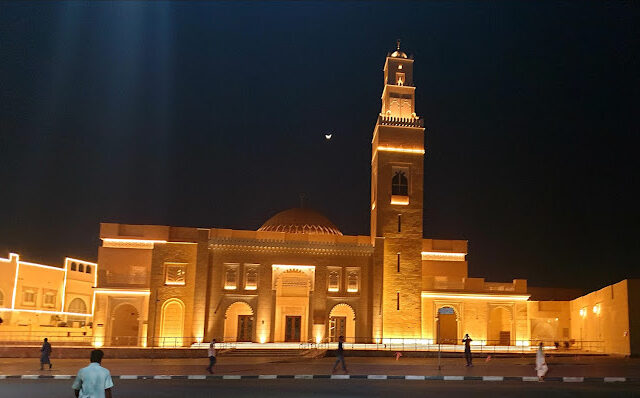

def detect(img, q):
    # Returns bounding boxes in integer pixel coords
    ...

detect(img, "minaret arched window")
[392,170,408,196]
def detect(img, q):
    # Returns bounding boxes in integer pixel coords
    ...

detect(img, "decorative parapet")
[423,276,527,294]
[209,236,374,257]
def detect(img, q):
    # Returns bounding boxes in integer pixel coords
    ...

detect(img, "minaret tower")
[371,41,425,340]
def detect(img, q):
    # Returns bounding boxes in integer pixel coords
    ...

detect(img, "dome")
[258,208,343,236]
[390,50,408,59]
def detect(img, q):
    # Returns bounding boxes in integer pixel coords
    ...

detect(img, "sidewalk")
[1,356,639,378]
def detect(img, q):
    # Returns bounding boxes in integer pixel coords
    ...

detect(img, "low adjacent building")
[0,253,96,343]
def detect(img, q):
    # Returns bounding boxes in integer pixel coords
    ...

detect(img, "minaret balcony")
[377,115,424,128]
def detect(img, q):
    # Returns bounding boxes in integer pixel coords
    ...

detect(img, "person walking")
[40,337,52,370]
[206,339,217,374]
[462,334,473,367]
[535,342,548,381]
[72,349,114,398]
[331,335,348,373]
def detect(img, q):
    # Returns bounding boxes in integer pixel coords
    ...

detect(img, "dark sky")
[1,1,638,292]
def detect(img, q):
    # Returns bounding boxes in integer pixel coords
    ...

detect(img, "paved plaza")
[1,355,640,378]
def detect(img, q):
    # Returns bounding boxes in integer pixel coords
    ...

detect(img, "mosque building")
[0,44,637,355]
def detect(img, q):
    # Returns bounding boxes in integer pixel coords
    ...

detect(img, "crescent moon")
[325,134,332,140]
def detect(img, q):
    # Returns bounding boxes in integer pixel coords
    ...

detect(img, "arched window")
[224,266,238,290]
[71,263,77,271]
[392,170,408,196]
[78,264,84,272]
[68,298,87,314]
[347,272,359,293]
[328,271,340,292]
[86,265,91,274]
[0,290,4,306]
[245,268,258,290]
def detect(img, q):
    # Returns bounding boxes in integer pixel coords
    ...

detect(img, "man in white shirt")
[72,350,114,398]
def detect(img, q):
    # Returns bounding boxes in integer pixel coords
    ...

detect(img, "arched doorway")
[437,307,458,344]
[110,304,139,346]
[67,298,88,327]
[224,302,254,342]
[329,304,356,343]
[160,299,185,347]
[488,307,513,345]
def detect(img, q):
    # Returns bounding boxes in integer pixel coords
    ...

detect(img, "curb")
[0,375,638,382]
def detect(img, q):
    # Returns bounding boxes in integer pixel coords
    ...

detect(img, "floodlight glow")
[421,292,529,301]
[377,146,425,154]
[421,252,466,261]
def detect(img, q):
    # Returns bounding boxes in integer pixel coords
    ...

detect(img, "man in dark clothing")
[331,335,348,373]
[206,339,216,374]
[462,334,472,366]
[40,338,52,370]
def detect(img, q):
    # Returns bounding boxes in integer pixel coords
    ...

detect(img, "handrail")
[0,332,606,352]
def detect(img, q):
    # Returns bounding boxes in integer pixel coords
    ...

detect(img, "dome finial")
[390,40,408,59]
[299,193,307,208]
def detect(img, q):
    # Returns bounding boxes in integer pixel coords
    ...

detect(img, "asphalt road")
[1,380,639,398]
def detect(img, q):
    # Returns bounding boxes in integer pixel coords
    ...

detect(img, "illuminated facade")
[1,44,637,355]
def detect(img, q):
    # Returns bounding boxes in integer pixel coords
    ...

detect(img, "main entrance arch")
[329,304,356,343]
[273,266,314,343]
[436,306,458,344]
[160,299,185,347]
[110,304,139,346]
[224,302,254,342]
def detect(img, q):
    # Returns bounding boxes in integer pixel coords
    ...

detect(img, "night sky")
[1,1,638,292]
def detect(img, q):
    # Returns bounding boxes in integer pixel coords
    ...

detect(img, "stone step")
[220,349,310,357]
